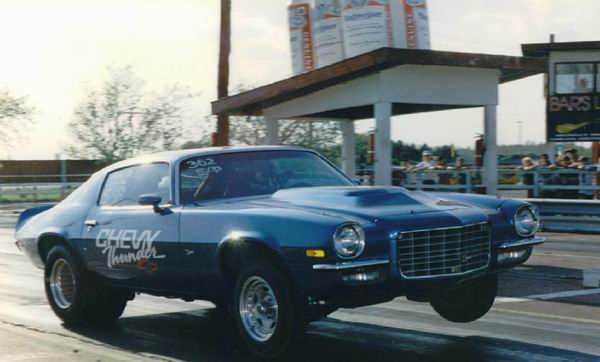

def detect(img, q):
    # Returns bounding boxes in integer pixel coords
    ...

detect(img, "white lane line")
[492,308,600,326]
[536,252,600,260]
[496,288,600,304]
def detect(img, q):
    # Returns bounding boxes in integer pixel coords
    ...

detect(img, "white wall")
[263,64,500,119]
[379,65,499,106]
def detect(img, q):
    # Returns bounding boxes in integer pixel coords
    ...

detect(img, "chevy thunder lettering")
[95,229,165,269]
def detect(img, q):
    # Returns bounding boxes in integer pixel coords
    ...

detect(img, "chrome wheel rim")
[49,258,76,309]
[239,276,279,342]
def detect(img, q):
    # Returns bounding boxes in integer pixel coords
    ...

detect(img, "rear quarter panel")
[15,174,103,268]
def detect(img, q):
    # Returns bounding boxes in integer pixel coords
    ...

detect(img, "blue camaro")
[15,146,544,358]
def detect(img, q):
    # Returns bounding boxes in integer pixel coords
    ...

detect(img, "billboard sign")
[547,93,600,141]
[547,61,600,142]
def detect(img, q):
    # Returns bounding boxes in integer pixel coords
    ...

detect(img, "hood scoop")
[271,187,464,218]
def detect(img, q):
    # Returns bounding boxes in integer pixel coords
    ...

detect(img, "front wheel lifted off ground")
[430,273,498,323]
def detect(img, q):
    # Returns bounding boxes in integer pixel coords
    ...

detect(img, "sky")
[1,0,599,159]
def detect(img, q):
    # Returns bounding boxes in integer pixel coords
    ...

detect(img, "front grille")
[397,222,491,279]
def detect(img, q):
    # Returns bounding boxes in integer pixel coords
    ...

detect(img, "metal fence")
[1,168,600,202]
[0,174,89,202]
[357,168,600,199]
[2,172,600,234]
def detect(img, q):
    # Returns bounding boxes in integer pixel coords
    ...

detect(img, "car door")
[81,162,182,291]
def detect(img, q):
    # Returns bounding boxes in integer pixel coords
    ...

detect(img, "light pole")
[215,0,231,146]
[516,121,523,145]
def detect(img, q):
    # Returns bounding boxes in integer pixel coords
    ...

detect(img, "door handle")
[84,219,98,228]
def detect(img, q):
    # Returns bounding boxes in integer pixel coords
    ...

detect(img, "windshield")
[179,150,352,204]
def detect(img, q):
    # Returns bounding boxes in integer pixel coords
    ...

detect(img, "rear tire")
[44,245,129,325]
[430,273,498,323]
[232,261,305,360]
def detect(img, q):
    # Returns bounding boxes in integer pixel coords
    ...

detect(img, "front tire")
[430,273,498,323]
[44,245,129,325]
[232,262,304,360]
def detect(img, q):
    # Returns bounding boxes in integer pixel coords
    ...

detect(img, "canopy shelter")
[212,47,545,193]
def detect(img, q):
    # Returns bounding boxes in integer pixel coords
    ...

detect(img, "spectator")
[538,154,556,169]
[556,154,573,168]
[415,151,434,170]
[413,151,437,190]
[537,153,559,198]
[521,157,536,171]
[556,154,580,198]
[564,148,582,168]
[436,159,451,185]
[453,157,466,170]
[449,157,468,190]
[521,157,536,197]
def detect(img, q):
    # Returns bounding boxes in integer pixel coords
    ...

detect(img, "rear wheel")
[232,262,305,360]
[44,245,129,325]
[430,273,498,323]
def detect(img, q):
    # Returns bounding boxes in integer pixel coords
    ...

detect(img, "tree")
[195,114,342,158]
[67,66,195,161]
[0,90,33,145]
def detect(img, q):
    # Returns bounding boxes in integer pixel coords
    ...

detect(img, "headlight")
[514,206,540,237]
[333,223,365,259]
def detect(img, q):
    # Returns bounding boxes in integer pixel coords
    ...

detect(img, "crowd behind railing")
[357,148,600,199]
[0,148,599,202]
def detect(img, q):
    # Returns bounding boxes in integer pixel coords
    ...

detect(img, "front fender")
[216,230,281,257]
[215,230,286,279]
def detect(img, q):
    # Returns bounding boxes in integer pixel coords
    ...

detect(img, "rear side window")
[99,163,171,206]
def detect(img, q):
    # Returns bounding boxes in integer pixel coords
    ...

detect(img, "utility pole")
[215,0,231,146]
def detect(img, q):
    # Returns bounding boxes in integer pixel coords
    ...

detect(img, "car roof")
[103,145,311,173]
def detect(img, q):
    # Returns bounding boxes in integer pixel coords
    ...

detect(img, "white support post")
[484,105,498,195]
[375,102,392,186]
[264,117,279,145]
[340,120,356,177]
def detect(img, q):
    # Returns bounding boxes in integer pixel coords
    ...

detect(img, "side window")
[555,63,595,94]
[99,163,171,207]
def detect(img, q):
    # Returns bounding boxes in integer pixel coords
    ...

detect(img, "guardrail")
[0,174,90,202]
[357,168,600,199]
[525,198,600,234]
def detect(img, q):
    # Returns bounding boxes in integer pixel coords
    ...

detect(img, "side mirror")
[138,194,163,212]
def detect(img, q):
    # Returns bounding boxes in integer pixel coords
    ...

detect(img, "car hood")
[252,186,479,224]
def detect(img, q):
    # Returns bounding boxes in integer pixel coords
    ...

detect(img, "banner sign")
[403,0,430,49]
[341,0,391,58]
[314,0,345,68]
[547,93,600,141]
[289,2,315,75]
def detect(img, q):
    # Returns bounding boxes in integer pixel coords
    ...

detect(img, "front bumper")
[304,236,544,307]
[496,236,545,250]
[312,236,545,272]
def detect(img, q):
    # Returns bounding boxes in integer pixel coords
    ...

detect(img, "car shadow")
[64,307,600,362]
